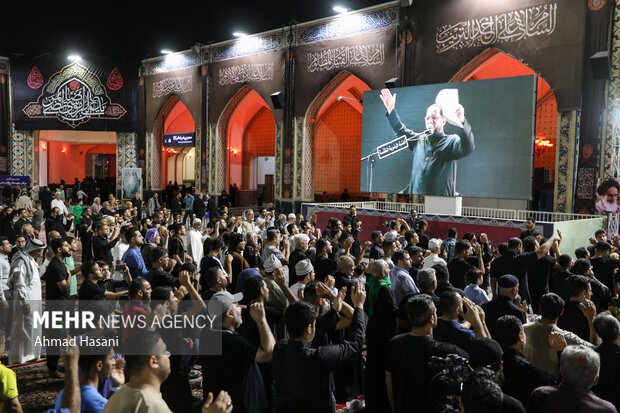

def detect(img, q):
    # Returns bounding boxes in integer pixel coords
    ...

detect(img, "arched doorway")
[304,71,371,201]
[152,96,196,190]
[450,48,557,210]
[218,86,276,205]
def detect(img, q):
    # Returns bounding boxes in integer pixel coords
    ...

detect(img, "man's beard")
[601,199,618,211]
[61,250,72,258]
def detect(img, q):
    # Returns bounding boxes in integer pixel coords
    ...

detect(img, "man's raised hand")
[380,88,396,115]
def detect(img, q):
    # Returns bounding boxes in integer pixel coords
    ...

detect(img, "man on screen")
[595,178,620,213]
[380,88,475,196]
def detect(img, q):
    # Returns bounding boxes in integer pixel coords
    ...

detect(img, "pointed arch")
[216,85,274,194]
[301,70,371,200]
[151,95,196,189]
[450,48,558,209]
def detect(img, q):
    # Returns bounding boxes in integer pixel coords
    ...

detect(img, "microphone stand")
[361,129,432,192]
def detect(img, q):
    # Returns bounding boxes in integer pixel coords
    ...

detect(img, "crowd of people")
[0,181,619,413]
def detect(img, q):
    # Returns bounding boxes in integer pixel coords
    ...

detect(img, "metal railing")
[308,201,599,222]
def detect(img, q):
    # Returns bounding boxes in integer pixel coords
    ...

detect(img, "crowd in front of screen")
[0,183,619,413]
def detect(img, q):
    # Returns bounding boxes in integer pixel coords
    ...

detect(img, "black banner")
[293,27,398,117]
[409,0,586,110]
[12,58,138,131]
[0,70,9,174]
[574,0,613,214]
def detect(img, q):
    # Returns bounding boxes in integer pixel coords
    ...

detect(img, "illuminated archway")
[303,71,371,200]
[450,48,557,208]
[152,96,196,189]
[217,85,275,199]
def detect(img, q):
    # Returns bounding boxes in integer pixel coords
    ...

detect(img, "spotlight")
[333,5,349,13]
[161,50,174,55]
[233,32,247,38]
[68,55,82,61]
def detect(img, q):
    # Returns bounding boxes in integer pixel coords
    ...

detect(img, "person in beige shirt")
[103,330,232,413]
[523,292,596,378]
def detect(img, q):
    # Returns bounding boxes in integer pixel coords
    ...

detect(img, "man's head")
[572,258,593,276]
[466,268,484,286]
[292,233,309,252]
[96,260,111,281]
[432,264,450,283]
[285,300,317,341]
[439,290,462,319]
[50,238,71,258]
[455,239,472,258]
[295,259,315,283]
[15,235,27,251]
[497,274,519,299]
[558,254,573,270]
[593,312,620,343]
[151,247,169,269]
[81,261,102,282]
[416,268,437,293]
[525,217,536,230]
[507,237,523,253]
[371,230,384,245]
[78,345,115,381]
[336,255,355,276]
[597,179,620,210]
[428,238,441,254]
[595,241,612,256]
[539,293,564,321]
[370,259,390,278]
[51,206,61,218]
[405,294,436,330]
[244,275,268,302]
[204,266,228,291]
[124,331,170,385]
[495,315,525,351]
[128,278,152,303]
[424,104,447,134]
[594,229,607,243]
[559,345,600,389]
[468,338,503,373]
[208,291,244,330]
[565,275,592,302]
[0,236,11,255]
[393,250,411,270]
[407,246,425,268]
[127,228,145,248]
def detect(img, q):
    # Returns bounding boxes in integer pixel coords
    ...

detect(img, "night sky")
[1,0,387,61]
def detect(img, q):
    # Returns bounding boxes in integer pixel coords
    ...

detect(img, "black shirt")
[92,235,119,263]
[314,256,336,282]
[272,308,367,413]
[97,279,127,293]
[490,251,539,305]
[146,267,181,289]
[199,329,263,413]
[501,346,557,406]
[434,282,465,299]
[168,237,184,259]
[549,269,572,298]
[589,257,619,308]
[288,249,309,286]
[480,295,527,340]
[78,280,107,301]
[44,216,71,239]
[447,258,474,290]
[557,300,590,342]
[520,229,541,240]
[593,342,620,410]
[385,334,467,413]
[526,254,556,313]
[44,257,70,301]
[416,231,430,250]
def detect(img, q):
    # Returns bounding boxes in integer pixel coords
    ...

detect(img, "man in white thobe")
[7,239,46,364]
[187,218,209,264]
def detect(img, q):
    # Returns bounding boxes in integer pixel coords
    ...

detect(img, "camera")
[114,264,127,272]
[427,354,471,413]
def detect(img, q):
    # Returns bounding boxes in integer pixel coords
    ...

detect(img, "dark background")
[0,1,385,61]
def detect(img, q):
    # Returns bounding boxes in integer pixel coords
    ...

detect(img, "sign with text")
[163,132,195,147]
[0,176,31,186]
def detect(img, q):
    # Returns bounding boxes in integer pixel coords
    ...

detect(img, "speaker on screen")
[360,75,537,200]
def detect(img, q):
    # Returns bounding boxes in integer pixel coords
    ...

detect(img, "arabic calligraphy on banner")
[435,2,557,54]
[307,43,385,73]
[218,63,274,86]
[152,76,193,98]
[21,62,127,128]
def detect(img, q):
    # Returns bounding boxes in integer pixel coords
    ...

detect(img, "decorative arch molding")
[298,70,370,201]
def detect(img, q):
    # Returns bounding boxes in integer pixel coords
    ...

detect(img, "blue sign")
[163,132,195,147]
[0,176,31,186]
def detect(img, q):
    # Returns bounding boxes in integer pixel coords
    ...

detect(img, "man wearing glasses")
[380,88,475,196]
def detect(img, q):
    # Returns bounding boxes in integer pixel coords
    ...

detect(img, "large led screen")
[360,75,536,199]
